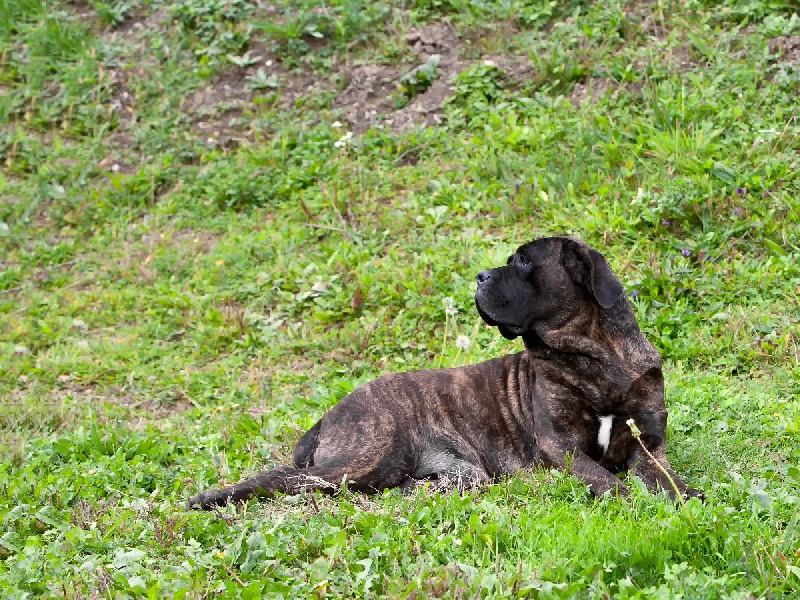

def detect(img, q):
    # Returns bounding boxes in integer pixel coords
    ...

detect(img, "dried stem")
[437,311,450,369]
[626,419,691,520]
[218,557,245,586]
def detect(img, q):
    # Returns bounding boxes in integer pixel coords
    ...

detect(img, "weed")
[399,54,441,100]
[92,0,136,26]
[170,0,254,61]
[445,62,508,125]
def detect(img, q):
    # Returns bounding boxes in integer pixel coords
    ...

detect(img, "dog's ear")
[585,248,624,308]
[563,240,624,309]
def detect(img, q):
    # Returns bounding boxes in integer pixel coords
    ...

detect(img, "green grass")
[1,0,800,597]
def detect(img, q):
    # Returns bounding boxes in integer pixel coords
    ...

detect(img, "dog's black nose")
[476,270,492,285]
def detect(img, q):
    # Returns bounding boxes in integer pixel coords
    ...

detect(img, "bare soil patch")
[387,22,466,132]
[334,22,536,133]
[335,65,403,133]
[101,10,171,174]
[406,22,461,59]
[332,22,468,133]
[188,69,255,150]
[187,40,329,148]
[767,35,800,63]
[169,229,220,254]
[568,78,616,107]
[63,0,97,24]
[483,54,537,83]
[667,44,702,71]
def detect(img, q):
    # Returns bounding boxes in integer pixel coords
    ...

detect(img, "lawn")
[1,0,799,597]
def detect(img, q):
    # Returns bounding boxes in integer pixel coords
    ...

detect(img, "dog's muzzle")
[475,270,527,338]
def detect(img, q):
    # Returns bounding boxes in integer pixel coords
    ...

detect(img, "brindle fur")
[187,237,703,509]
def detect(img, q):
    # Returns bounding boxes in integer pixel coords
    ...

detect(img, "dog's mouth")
[474,297,495,324]
[474,296,526,338]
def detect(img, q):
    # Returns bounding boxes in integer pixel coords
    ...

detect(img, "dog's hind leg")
[188,388,423,510]
[293,420,322,468]
[398,449,490,495]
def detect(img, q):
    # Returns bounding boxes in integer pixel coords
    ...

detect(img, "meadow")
[1,0,800,597]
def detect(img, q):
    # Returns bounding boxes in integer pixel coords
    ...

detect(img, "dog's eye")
[517,255,530,266]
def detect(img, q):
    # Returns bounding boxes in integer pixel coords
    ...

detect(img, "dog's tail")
[186,465,352,510]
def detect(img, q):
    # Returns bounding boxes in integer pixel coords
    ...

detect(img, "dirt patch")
[106,8,171,51]
[390,23,466,132]
[767,35,800,63]
[334,23,537,133]
[100,10,307,153]
[98,14,544,146]
[484,54,537,83]
[667,44,701,71]
[100,10,171,174]
[169,229,220,254]
[335,65,403,133]
[389,65,466,132]
[568,78,615,107]
[187,40,328,148]
[332,22,469,133]
[188,69,254,150]
[63,0,98,24]
[406,22,461,59]
[101,11,327,162]
[100,15,543,144]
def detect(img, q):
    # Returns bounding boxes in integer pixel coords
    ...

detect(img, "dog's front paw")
[683,487,706,503]
[186,490,230,511]
[598,482,629,500]
[185,492,211,511]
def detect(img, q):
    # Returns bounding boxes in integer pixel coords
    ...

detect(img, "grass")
[1,0,800,597]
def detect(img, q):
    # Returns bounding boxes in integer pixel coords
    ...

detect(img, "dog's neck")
[522,298,659,374]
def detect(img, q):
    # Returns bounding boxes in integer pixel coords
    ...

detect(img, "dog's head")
[474,237,624,340]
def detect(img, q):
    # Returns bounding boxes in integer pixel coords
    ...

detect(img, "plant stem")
[437,311,449,369]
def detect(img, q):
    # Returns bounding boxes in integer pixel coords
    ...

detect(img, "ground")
[1,0,800,598]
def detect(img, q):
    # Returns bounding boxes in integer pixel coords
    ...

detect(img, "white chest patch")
[597,415,615,454]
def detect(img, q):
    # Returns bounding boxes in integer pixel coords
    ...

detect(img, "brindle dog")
[187,236,703,510]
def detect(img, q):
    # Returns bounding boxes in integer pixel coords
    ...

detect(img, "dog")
[187,236,703,510]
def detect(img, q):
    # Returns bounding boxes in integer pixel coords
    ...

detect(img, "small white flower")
[442,297,458,316]
[111,164,120,172]
[331,121,343,128]
[455,335,470,351]
[334,131,353,148]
